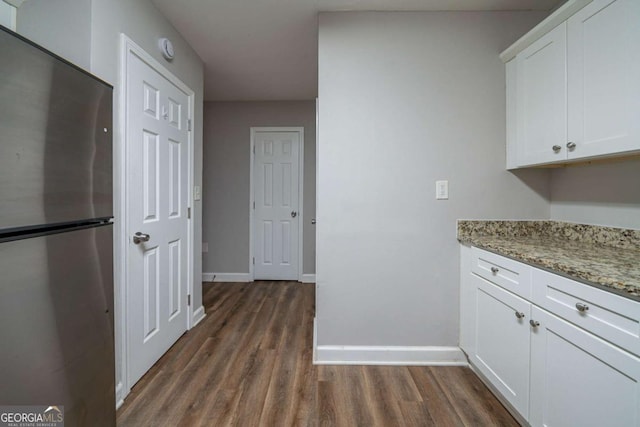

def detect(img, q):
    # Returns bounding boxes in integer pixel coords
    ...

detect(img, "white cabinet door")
[474,275,531,419]
[516,23,568,166]
[567,0,640,160]
[529,306,640,427]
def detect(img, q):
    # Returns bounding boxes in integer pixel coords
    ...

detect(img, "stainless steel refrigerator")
[0,26,115,425]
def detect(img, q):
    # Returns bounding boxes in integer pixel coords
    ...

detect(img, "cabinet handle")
[490,267,499,274]
[515,312,525,319]
[566,141,577,150]
[529,319,540,328]
[575,302,589,312]
[552,145,562,153]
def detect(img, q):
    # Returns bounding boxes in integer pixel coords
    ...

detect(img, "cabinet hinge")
[188,207,191,219]
[187,119,192,132]
[253,201,255,209]
[187,294,191,306]
[253,145,255,154]
[253,257,255,265]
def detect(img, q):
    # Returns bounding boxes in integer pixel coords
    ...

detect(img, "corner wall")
[550,158,640,229]
[0,1,16,30]
[203,101,317,278]
[16,0,92,69]
[316,11,550,361]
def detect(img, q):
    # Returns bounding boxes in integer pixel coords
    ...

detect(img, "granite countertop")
[457,220,640,301]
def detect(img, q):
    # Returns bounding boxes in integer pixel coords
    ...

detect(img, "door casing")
[249,127,304,282]
[115,34,196,407]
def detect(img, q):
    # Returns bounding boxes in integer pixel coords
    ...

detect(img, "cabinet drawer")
[532,268,640,356]
[472,247,532,300]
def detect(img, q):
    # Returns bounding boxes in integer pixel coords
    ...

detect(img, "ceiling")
[151,0,563,101]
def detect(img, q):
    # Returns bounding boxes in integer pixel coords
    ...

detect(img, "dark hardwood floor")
[117,281,518,426]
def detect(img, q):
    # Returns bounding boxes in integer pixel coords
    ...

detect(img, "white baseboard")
[192,305,206,327]
[314,345,467,366]
[203,272,251,282]
[115,381,126,410]
[313,317,318,362]
[301,274,316,283]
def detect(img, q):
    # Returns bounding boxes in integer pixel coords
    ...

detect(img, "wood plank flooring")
[117,282,518,426]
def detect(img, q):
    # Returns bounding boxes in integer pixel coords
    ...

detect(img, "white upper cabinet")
[505,0,640,168]
[516,24,568,166]
[567,0,640,160]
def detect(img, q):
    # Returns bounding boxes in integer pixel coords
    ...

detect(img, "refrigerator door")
[0,225,115,427]
[0,28,112,230]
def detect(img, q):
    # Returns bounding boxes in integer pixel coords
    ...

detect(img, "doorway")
[250,127,304,281]
[119,35,195,396]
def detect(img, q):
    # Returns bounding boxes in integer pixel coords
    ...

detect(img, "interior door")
[253,130,300,280]
[126,49,190,387]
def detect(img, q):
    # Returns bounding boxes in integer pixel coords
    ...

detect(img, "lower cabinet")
[529,306,640,427]
[462,246,640,427]
[474,274,531,419]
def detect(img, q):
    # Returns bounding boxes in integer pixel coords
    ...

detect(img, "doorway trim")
[115,34,196,407]
[249,127,304,282]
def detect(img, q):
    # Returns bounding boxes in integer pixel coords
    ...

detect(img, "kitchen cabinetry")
[515,23,567,166]
[474,275,531,418]
[460,246,640,426]
[505,0,640,168]
[529,306,640,427]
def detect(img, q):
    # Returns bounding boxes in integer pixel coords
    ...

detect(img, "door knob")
[133,232,150,244]
[575,302,589,312]
[291,211,298,218]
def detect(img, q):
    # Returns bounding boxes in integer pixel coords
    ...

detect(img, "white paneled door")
[126,48,191,388]
[253,129,301,280]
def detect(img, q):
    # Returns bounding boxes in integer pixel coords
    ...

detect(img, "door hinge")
[188,207,191,219]
[187,119,192,132]
[253,201,255,209]
[253,257,255,265]
[187,294,191,306]
[252,145,255,154]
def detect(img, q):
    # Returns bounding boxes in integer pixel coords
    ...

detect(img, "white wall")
[316,11,550,355]
[16,0,92,69]
[550,158,640,229]
[0,1,16,30]
[203,101,316,277]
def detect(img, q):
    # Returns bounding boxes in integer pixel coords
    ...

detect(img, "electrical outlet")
[436,180,449,200]
[202,242,208,253]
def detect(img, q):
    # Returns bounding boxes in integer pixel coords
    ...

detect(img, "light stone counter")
[457,220,640,301]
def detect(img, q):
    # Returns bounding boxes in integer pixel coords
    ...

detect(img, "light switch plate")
[194,185,201,201]
[436,180,449,200]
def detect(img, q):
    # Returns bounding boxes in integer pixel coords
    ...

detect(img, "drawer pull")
[490,267,499,274]
[515,312,525,319]
[530,319,540,328]
[575,302,589,313]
